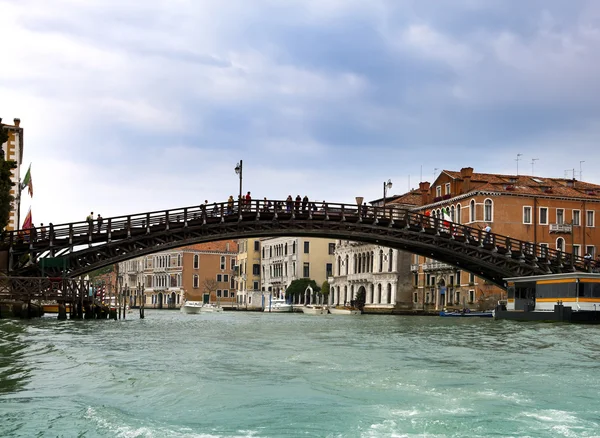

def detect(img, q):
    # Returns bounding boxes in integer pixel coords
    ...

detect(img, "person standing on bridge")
[295,195,301,213]
[227,195,234,214]
[40,223,46,240]
[87,212,94,233]
[483,223,492,244]
[302,195,309,212]
[245,191,252,211]
[97,214,103,233]
[286,195,293,212]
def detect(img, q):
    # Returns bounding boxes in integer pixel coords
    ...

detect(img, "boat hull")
[181,302,203,314]
[200,305,223,313]
[494,305,600,323]
[301,306,328,315]
[329,307,360,315]
[440,311,493,318]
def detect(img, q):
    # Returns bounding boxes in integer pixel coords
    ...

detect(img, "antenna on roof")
[433,168,438,181]
[516,153,523,175]
[531,158,539,175]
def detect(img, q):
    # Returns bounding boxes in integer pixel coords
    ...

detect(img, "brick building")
[397,167,600,311]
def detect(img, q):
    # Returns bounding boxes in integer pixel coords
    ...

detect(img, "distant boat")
[439,309,493,318]
[200,303,223,313]
[180,301,203,314]
[329,306,361,315]
[264,298,292,313]
[301,305,328,315]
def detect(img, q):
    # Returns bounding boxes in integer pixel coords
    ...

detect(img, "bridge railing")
[3,198,588,272]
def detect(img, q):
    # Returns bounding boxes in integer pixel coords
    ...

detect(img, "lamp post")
[235,160,243,207]
[383,179,392,217]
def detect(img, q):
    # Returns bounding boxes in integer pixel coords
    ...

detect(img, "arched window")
[470,199,476,222]
[344,286,348,304]
[388,249,393,272]
[450,206,455,222]
[371,252,374,272]
[353,254,358,274]
[387,284,392,304]
[337,256,341,276]
[350,285,354,301]
[456,204,461,224]
[193,254,199,269]
[369,284,374,304]
[557,237,565,252]
[484,199,493,222]
[379,250,384,272]
[345,255,349,275]
[377,284,382,304]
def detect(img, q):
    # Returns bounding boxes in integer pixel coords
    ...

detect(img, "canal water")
[1,311,600,437]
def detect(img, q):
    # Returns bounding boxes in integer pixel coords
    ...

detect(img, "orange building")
[394,167,600,311]
[118,240,238,309]
[0,118,25,231]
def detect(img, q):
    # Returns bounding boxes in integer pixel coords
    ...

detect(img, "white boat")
[200,303,223,313]
[264,298,293,313]
[181,301,203,314]
[329,306,361,315]
[301,305,328,315]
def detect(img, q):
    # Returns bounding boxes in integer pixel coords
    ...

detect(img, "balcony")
[423,262,454,272]
[549,223,572,234]
[410,264,419,272]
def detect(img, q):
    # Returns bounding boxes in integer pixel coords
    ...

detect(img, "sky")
[2,0,600,227]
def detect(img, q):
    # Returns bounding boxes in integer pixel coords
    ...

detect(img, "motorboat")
[439,309,493,317]
[328,306,361,315]
[200,303,223,313]
[180,301,203,314]
[301,305,328,315]
[264,298,293,313]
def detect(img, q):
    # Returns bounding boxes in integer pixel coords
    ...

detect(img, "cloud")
[1,0,600,227]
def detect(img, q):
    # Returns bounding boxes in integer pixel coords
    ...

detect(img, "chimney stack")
[460,167,473,194]
[13,118,20,127]
[419,181,431,205]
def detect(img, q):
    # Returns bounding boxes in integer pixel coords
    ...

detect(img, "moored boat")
[264,298,293,313]
[200,303,223,313]
[301,305,328,315]
[180,301,203,314]
[328,306,361,315]
[439,309,493,317]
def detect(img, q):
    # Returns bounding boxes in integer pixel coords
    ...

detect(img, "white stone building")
[328,241,414,313]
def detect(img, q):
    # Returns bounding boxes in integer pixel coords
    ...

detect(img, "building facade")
[260,236,335,302]
[235,238,263,310]
[117,241,238,309]
[0,118,24,231]
[406,167,600,311]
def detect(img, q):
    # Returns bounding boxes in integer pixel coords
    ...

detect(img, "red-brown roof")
[389,190,424,206]
[182,240,238,253]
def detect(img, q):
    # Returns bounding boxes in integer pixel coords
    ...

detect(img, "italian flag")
[22,164,33,197]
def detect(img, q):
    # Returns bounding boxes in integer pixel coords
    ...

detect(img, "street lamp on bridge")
[383,179,393,216]
[234,160,243,205]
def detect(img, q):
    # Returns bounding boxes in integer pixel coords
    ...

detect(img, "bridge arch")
[1,198,588,288]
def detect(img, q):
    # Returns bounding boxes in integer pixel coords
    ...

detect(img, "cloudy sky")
[2,0,600,226]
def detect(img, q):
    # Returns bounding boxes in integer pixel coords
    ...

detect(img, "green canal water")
[1,310,600,437]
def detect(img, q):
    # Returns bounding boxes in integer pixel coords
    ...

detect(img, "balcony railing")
[423,262,454,271]
[410,264,419,272]
[549,223,572,233]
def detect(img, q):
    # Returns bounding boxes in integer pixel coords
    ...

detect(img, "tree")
[203,278,218,304]
[286,278,321,303]
[0,123,16,233]
[354,287,366,311]
[321,281,330,301]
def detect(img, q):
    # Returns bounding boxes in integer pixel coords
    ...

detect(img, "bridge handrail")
[3,198,588,272]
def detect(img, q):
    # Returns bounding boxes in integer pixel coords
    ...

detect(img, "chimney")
[13,118,20,127]
[419,181,431,205]
[460,167,473,193]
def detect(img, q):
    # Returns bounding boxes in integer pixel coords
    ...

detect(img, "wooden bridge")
[0,199,589,288]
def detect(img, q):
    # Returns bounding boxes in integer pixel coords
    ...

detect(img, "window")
[469,290,475,303]
[587,210,595,227]
[220,256,226,270]
[254,241,260,251]
[470,200,476,222]
[223,274,229,282]
[436,186,442,197]
[388,249,393,272]
[328,243,335,255]
[326,263,332,277]
[252,264,260,275]
[379,250,384,272]
[193,254,199,269]
[230,277,235,289]
[253,281,259,290]
[216,274,223,282]
[223,290,229,298]
[303,262,310,278]
[292,242,296,254]
[586,246,595,258]
[556,238,565,252]
[193,275,199,288]
[456,204,461,224]
[573,210,581,226]
[484,199,493,222]
[539,207,548,225]
[216,290,221,297]
[455,291,460,305]
[573,245,581,257]
[523,206,532,224]
[556,209,564,225]
[231,258,235,270]
[469,273,475,284]
[456,270,461,284]
[426,274,431,286]
[304,241,310,253]
[445,183,451,195]
[413,292,418,303]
